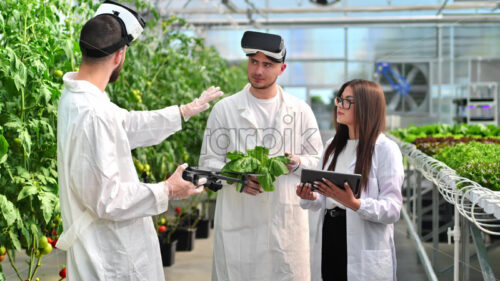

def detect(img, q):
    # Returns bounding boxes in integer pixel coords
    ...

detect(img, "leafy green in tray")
[221,146,291,191]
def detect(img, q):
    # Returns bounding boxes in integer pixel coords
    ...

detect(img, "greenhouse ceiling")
[149,0,500,28]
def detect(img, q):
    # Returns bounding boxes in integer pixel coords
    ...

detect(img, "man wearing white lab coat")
[57,4,222,280]
[200,31,323,281]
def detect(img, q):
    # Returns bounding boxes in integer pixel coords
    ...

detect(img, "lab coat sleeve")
[299,138,330,211]
[120,105,182,150]
[356,141,404,224]
[199,103,227,170]
[293,104,323,176]
[300,194,324,211]
[72,113,170,221]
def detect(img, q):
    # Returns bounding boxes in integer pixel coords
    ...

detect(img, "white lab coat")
[301,133,404,281]
[57,72,181,281]
[199,84,323,281]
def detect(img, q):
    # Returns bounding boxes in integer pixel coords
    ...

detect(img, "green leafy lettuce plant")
[390,123,500,144]
[221,146,290,191]
[434,142,500,191]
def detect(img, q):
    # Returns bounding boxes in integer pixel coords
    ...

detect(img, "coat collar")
[236,83,293,111]
[62,72,111,102]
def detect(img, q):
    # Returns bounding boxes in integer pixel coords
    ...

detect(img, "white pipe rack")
[389,134,500,235]
[389,134,499,281]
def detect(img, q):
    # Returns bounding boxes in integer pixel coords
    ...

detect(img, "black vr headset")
[80,0,145,58]
[241,31,286,63]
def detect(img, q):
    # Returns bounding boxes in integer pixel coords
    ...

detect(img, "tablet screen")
[300,168,361,197]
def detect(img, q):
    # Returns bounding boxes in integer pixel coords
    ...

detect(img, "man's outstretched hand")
[179,86,223,121]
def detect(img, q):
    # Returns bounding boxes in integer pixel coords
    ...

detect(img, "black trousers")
[321,209,347,281]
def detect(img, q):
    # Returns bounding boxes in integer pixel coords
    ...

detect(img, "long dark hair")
[322,79,386,191]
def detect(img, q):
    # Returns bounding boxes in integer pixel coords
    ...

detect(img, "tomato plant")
[0,0,93,279]
[1,0,246,280]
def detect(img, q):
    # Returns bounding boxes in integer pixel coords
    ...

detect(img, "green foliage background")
[434,142,500,191]
[0,0,247,279]
[390,124,500,192]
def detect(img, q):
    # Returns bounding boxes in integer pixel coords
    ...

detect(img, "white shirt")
[246,90,280,129]
[57,72,182,281]
[325,139,358,209]
[247,91,281,149]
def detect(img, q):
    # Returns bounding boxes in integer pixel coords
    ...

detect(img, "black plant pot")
[173,228,195,251]
[195,219,210,239]
[158,233,177,267]
[207,199,216,222]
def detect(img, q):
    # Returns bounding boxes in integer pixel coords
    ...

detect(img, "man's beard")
[248,75,278,90]
[109,60,124,83]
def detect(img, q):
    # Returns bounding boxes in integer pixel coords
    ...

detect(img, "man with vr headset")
[56,1,222,280]
[200,31,323,280]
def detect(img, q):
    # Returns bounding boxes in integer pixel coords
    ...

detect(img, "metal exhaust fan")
[374,62,430,113]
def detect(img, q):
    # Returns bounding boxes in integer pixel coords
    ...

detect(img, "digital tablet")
[300,168,362,197]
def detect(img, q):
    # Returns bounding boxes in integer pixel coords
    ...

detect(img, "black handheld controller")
[182,167,252,192]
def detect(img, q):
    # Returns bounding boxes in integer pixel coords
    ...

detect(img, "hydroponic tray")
[466,189,500,220]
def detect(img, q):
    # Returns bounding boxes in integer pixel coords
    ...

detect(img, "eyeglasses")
[334,96,355,110]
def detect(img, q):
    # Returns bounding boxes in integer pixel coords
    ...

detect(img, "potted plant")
[195,190,213,238]
[172,206,197,252]
[205,189,217,229]
[155,214,178,267]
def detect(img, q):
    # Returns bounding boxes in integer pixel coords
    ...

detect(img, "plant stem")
[21,88,25,123]
[23,12,27,43]
[27,233,35,280]
[6,250,23,281]
[30,256,42,280]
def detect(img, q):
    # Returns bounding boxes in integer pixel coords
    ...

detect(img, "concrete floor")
[394,220,428,281]
[1,235,214,281]
[163,234,213,281]
[3,219,500,281]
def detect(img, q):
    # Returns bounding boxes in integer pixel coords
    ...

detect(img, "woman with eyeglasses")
[296,79,404,281]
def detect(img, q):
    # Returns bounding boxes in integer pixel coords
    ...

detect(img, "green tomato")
[12,138,23,153]
[0,246,6,255]
[40,243,52,256]
[35,249,43,258]
[136,162,144,172]
[27,247,38,257]
[54,69,63,78]
[159,218,166,225]
[39,236,49,249]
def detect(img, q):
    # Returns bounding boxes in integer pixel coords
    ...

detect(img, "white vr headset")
[94,1,145,44]
[242,48,286,62]
[81,1,145,57]
[241,31,286,62]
